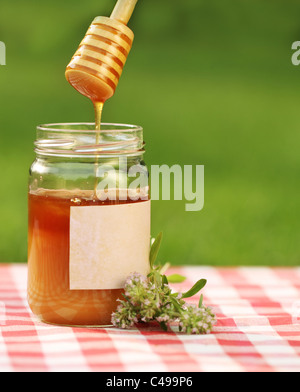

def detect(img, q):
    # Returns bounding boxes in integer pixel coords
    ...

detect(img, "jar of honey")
[28,123,151,327]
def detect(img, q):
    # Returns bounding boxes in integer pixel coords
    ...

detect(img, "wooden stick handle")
[110,0,138,25]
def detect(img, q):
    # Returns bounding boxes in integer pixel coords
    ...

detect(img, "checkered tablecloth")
[0,264,300,372]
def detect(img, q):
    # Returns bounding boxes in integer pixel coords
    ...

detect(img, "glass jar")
[28,123,150,327]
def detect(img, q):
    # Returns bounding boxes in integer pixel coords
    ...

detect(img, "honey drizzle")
[93,101,104,199]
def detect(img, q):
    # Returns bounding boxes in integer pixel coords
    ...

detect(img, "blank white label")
[69,201,151,290]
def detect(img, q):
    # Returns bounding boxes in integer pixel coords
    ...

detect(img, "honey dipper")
[65,0,138,105]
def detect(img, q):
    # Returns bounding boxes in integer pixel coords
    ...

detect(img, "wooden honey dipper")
[65,0,139,129]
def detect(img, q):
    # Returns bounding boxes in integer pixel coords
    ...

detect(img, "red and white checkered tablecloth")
[0,264,300,372]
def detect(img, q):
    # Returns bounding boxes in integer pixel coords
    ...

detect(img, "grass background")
[0,0,299,265]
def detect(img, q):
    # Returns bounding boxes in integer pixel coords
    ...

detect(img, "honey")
[28,189,149,326]
[65,1,138,130]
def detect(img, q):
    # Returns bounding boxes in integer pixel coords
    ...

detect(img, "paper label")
[69,201,151,290]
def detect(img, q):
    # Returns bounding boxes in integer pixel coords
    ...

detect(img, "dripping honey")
[65,13,135,132]
[66,59,113,196]
[93,101,103,197]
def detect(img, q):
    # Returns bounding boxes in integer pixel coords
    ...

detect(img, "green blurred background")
[0,0,299,265]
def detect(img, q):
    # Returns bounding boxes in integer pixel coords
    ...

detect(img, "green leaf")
[150,232,163,268]
[170,297,183,313]
[199,294,204,308]
[167,274,187,284]
[121,293,132,304]
[153,270,162,286]
[182,279,207,299]
[159,262,171,275]
[162,275,169,286]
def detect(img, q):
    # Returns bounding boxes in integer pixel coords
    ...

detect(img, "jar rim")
[37,122,143,133]
[35,123,145,158]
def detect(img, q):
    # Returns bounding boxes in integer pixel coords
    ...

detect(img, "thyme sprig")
[111,233,217,334]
